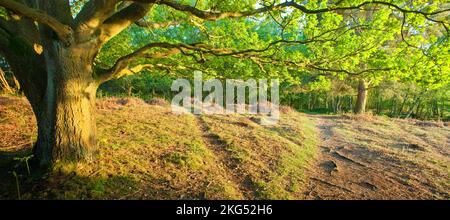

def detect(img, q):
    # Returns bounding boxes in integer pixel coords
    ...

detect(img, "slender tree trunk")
[355,79,368,114]
[397,94,409,117]
[335,96,341,113]
[389,98,395,116]
[329,96,333,112]
[348,96,353,112]
[405,97,420,119]
[376,95,382,114]
[417,103,425,119]
[312,93,317,110]
[433,99,440,118]
[308,93,312,110]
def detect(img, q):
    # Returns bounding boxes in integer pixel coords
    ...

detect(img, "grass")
[1,95,448,199]
[0,96,36,155]
[0,96,318,199]
[199,107,318,199]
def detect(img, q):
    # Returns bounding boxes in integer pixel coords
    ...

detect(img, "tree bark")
[354,79,368,114]
[33,46,99,166]
[397,94,409,117]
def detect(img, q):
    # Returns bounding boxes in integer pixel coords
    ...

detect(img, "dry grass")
[0,96,36,153]
[1,95,448,200]
[0,95,317,199]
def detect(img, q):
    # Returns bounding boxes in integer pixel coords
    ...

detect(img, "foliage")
[89,1,449,119]
[2,0,449,118]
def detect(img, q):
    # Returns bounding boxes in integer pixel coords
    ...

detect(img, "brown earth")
[302,115,450,199]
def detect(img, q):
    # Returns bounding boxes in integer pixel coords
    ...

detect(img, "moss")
[162,152,188,166]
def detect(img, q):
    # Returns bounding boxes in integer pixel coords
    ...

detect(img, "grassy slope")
[0,95,448,199]
[0,96,318,199]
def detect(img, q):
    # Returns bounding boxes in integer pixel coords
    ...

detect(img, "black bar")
[1,200,448,219]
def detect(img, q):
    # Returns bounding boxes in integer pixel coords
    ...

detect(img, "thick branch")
[0,0,73,45]
[99,2,152,43]
[75,0,119,30]
[1,8,41,46]
[96,42,181,82]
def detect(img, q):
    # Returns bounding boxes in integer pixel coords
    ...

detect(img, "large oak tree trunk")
[355,79,368,114]
[33,46,99,166]
[0,0,152,167]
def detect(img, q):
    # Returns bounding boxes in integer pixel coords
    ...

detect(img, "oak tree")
[0,0,448,166]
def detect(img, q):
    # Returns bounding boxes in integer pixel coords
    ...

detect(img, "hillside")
[0,95,448,199]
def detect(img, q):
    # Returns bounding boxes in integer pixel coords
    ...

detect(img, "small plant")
[8,155,34,200]
[14,155,34,175]
[12,171,21,200]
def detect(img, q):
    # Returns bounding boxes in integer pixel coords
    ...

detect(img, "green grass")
[1,95,449,199]
[0,96,319,199]
[200,108,318,199]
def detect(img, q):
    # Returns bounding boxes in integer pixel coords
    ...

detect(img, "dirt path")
[194,115,256,199]
[302,115,450,200]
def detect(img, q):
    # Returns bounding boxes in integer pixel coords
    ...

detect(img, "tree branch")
[145,0,450,24]
[96,42,182,82]
[94,0,448,83]
[96,34,334,83]
[75,0,119,31]
[96,22,361,82]
[308,65,393,76]
[134,19,179,29]
[99,2,152,43]
[0,0,73,45]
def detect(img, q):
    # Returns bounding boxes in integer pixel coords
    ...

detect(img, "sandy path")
[302,115,449,200]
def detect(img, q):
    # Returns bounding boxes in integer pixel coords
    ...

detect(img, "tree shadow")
[0,147,33,199]
[0,148,211,200]
[0,148,143,200]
